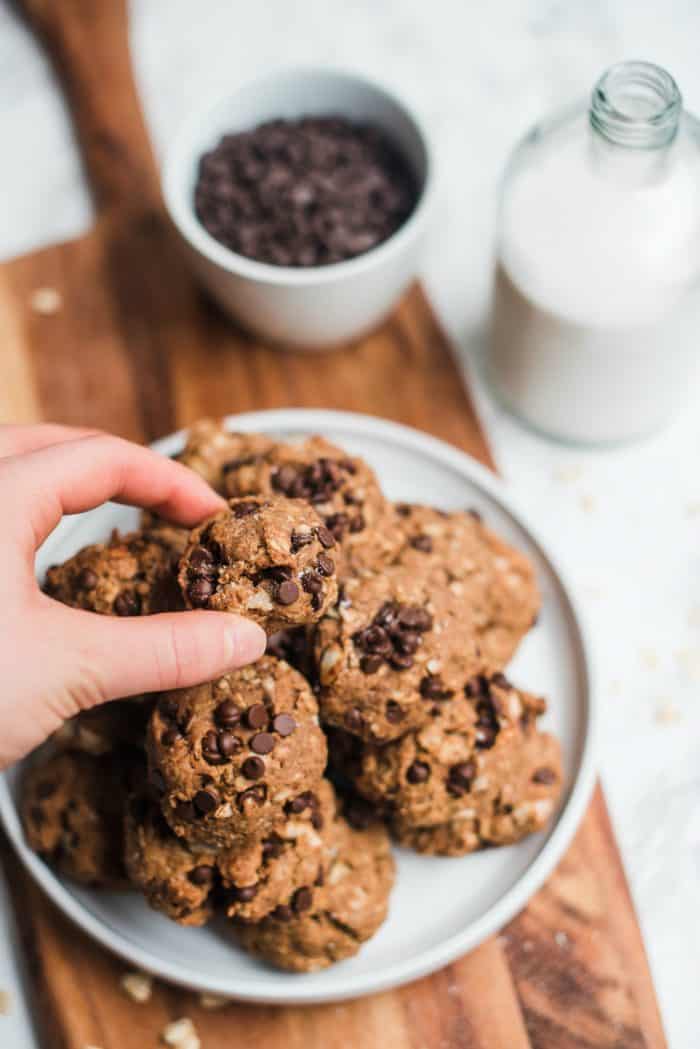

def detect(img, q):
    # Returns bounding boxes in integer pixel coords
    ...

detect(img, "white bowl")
[162,68,434,349]
[0,410,597,1004]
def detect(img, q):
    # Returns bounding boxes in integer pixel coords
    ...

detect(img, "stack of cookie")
[21,420,562,973]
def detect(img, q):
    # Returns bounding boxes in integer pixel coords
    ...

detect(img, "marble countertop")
[0,1,697,1045]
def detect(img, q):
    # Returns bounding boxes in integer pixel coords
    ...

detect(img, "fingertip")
[222,615,268,667]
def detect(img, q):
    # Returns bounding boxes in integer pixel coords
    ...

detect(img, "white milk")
[488,64,700,444]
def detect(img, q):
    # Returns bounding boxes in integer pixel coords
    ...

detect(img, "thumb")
[52,606,267,704]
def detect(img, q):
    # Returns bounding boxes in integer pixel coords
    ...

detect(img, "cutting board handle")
[19,0,160,215]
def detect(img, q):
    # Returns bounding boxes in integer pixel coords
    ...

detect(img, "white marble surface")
[0,1,697,1046]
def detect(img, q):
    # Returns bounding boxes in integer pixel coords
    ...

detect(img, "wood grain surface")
[0,1,666,1046]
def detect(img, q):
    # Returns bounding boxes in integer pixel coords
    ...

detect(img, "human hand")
[0,424,267,768]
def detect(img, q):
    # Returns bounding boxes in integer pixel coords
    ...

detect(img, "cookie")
[124,790,217,926]
[338,673,562,856]
[221,435,395,572]
[233,807,395,971]
[21,748,135,887]
[392,504,540,666]
[179,495,338,633]
[314,563,482,743]
[148,656,327,850]
[220,778,335,923]
[44,530,182,616]
[51,696,154,755]
[178,419,274,494]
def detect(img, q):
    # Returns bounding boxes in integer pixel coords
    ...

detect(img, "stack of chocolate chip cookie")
[21,419,562,973]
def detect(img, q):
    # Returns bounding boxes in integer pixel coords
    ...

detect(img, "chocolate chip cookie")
[233,805,395,971]
[220,778,336,923]
[392,504,540,667]
[124,790,218,926]
[179,495,338,632]
[147,656,327,850]
[178,418,274,494]
[21,748,135,887]
[51,696,154,755]
[314,563,482,743]
[221,435,395,572]
[338,672,562,856]
[44,530,182,616]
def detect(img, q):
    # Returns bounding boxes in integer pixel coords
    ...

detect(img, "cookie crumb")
[121,970,153,1003]
[655,699,681,724]
[162,1017,200,1049]
[199,992,228,1009]
[579,493,596,513]
[0,989,11,1014]
[30,287,62,316]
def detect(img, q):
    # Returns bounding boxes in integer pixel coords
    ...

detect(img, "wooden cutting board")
[0,2,666,1047]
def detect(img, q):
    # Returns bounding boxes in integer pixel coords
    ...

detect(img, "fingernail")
[225,616,267,666]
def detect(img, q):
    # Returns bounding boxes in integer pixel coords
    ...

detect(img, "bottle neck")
[588,62,682,185]
[590,61,681,150]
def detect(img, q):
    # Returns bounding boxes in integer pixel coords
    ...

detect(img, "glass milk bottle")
[488,62,700,444]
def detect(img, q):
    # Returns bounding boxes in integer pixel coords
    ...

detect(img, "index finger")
[2,433,226,550]
[0,423,102,459]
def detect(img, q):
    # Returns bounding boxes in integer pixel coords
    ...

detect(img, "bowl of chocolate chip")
[162,68,433,349]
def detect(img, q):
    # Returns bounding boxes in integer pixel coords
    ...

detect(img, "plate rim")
[0,408,598,1004]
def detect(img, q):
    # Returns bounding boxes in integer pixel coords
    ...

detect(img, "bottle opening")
[590,61,681,149]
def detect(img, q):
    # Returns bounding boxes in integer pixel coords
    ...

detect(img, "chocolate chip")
[188,577,214,607]
[242,756,265,780]
[311,809,324,830]
[161,727,179,747]
[276,579,299,605]
[447,761,476,796]
[465,675,489,698]
[287,791,312,814]
[410,534,433,553]
[272,713,296,736]
[273,465,298,493]
[314,867,325,886]
[215,700,241,728]
[290,529,313,552]
[271,904,293,922]
[218,731,241,758]
[390,652,414,670]
[360,654,383,674]
[349,514,365,533]
[420,675,454,701]
[262,837,284,860]
[325,513,348,541]
[491,672,510,689]
[35,780,56,800]
[292,886,312,913]
[193,789,218,814]
[316,554,334,577]
[232,883,258,902]
[398,606,432,631]
[189,545,216,571]
[231,500,260,517]
[238,785,266,808]
[532,767,557,785]
[175,800,196,820]
[250,732,275,755]
[245,703,268,730]
[406,761,430,784]
[114,591,140,616]
[301,571,322,594]
[78,568,98,590]
[386,701,405,723]
[315,526,336,549]
[189,864,215,885]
